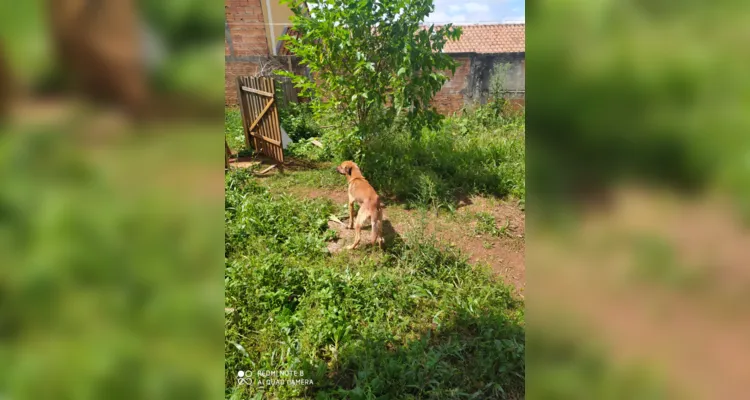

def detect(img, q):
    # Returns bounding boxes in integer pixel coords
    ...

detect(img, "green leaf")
[281,0,464,136]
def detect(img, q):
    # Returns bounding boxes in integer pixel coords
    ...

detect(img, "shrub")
[358,104,525,209]
[277,102,322,142]
[281,0,461,139]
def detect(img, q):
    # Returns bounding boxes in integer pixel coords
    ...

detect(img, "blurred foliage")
[0,0,224,102]
[527,1,750,399]
[527,325,669,400]
[225,108,245,153]
[153,42,225,103]
[140,0,224,50]
[0,130,224,399]
[527,0,750,221]
[0,0,49,82]
[142,0,225,103]
[1,1,225,399]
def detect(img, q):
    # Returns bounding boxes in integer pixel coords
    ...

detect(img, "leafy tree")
[280,0,461,145]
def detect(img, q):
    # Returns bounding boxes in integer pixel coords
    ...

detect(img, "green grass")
[225,108,245,154]
[1,131,222,399]
[475,212,511,238]
[225,104,525,210]
[261,166,342,192]
[224,168,525,399]
[356,107,526,210]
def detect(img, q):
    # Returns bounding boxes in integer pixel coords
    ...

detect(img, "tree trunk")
[46,0,148,118]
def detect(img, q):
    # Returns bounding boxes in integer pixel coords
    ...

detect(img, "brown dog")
[336,161,384,249]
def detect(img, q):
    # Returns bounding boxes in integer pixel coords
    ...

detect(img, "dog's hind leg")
[347,208,369,250]
[346,222,362,250]
[371,205,384,248]
[347,200,355,229]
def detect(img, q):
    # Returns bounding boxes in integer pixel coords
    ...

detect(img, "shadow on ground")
[299,310,525,399]
[327,217,403,253]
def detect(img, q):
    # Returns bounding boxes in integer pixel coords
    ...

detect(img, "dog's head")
[336,160,358,176]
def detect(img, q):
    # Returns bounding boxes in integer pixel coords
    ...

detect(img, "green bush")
[277,102,323,142]
[359,104,525,209]
[0,131,221,399]
[528,0,750,221]
[226,105,329,160]
[285,138,332,161]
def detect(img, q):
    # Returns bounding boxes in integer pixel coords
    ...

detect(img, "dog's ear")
[345,166,352,175]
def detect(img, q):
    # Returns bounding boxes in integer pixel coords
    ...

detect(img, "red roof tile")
[279,23,525,57]
[433,23,525,54]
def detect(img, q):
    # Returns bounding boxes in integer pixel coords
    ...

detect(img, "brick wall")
[225,62,261,105]
[431,56,471,115]
[225,0,268,105]
[431,53,526,115]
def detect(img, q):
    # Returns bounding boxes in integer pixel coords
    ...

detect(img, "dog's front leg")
[347,201,355,229]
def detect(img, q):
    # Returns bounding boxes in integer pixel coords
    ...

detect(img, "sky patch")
[426,0,524,24]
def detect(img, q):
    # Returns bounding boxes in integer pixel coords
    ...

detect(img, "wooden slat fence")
[236,76,284,164]
[274,76,299,109]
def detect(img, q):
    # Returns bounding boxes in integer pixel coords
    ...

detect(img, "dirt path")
[532,188,750,399]
[284,186,526,295]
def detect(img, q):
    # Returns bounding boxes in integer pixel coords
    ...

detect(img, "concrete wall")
[260,0,295,55]
[432,52,525,115]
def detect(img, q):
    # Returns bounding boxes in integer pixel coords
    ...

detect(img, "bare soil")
[285,186,526,295]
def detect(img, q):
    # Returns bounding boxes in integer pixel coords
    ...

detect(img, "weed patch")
[225,104,525,211]
[224,168,525,399]
[475,212,511,238]
[225,108,245,153]
[278,102,323,142]
[360,106,525,209]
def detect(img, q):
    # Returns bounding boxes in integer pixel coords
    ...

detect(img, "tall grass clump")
[359,104,525,209]
[224,168,525,399]
[1,132,222,399]
[225,107,245,154]
[277,101,322,142]
[225,97,525,210]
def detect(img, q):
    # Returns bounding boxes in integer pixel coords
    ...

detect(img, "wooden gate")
[236,76,284,163]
